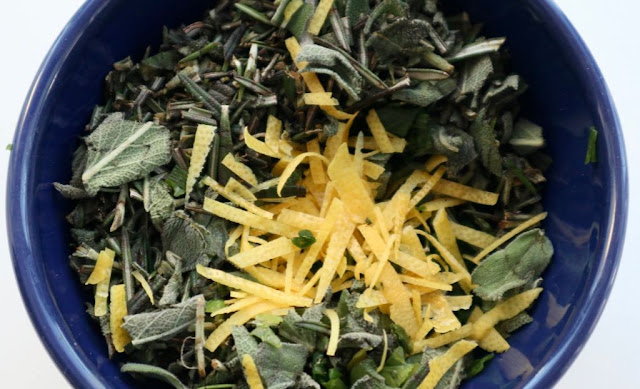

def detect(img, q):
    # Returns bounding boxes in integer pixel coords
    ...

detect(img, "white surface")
[0,0,637,388]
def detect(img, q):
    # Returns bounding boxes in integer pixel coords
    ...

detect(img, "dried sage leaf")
[82,117,171,196]
[472,229,553,301]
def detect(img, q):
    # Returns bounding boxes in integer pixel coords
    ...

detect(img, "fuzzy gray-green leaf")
[472,228,553,301]
[459,55,494,95]
[470,113,502,176]
[232,325,259,356]
[297,45,363,100]
[162,211,211,271]
[253,342,308,389]
[122,295,201,345]
[82,117,171,196]
[392,79,456,107]
[148,180,175,223]
[366,19,431,62]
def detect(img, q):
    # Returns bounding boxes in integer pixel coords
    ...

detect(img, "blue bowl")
[6,0,628,388]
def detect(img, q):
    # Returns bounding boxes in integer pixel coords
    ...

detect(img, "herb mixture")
[55,0,555,388]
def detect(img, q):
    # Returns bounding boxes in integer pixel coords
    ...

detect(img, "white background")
[0,0,637,387]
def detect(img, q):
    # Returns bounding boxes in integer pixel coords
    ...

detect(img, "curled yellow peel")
[417,340,477,389]
[242,354,265,389]
[325,308,340,356]
[109,284,131,352]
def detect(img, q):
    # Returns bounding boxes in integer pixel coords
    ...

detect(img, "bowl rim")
[6,0,629,388]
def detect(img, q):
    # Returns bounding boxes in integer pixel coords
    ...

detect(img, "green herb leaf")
[53,183,91,199]
[6,143,12,151]
[159,257,183,306]
[140,51,180,80]
[252,325,283,348]
[364,0,409,34]
[297,45,363,100]
[392,79,457,107]
[148,180,175,224]
[81,117,171,196]
[286,2,314,39]
[349,358,385,385]
[165,165,188,197]
[459,55,494,96]
[122,295,201,346]
[380,347,417,387]
[585,127,598,164]
[232,325,260,356]
[472,228,553,301]
[375,105,422,138]
[366,19,432,63]
[467,353,495,378]
[121,363,187,389]
[162,211,212,271]
[345,0,370,24]
[470,113,502,176]
[292,230,317,249]
[205,299,226,314]
[496,312,533,335]
[253,342,309,388]
[509,119,545,156]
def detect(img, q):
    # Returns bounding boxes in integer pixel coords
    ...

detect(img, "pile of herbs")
[56,0,554,388]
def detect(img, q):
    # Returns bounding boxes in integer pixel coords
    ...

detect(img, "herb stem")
[346,76,411,112]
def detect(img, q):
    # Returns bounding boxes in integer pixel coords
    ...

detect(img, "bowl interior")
[8,0,626,388]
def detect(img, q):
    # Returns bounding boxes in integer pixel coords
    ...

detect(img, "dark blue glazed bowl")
[6,0,628,388]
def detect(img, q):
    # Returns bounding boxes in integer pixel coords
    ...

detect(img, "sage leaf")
[345,0,370,24]
[352,376,389,389]
[253,342,309,389]
[120,363,187,389]
[470,113,502,176]
[366,19,431,62]
[338,332,383,349]
[375,105,422,138]
[509,119,545,156]
[349,359,385,385]
[53,183,90,199]
[364,0,409,34]
[122,295,201,345]
[297,45,363,100]
[232,325,259,356]
[251,325,283,348]
[278,310,318,352]
[287,2,314,39]
[158,258,183,306]
[447,37,506,63]
[483,74,527,106]
[148,180,175,224]
[472,228,553,301]
[297,372,322,389]
[162,211,211,271]
[392,79,457,107]
[459,55,494,95]
[82,117,171,196]
[140,51,180,80]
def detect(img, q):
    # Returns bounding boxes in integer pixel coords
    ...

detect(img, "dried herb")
[292,230,317,249]
[56,1,557,388]
[585,127,598,164]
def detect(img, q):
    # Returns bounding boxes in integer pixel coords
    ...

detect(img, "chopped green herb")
[292,229,317,249]
[585,127,598,164]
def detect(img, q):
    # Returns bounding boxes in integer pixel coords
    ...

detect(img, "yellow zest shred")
[303,92,338,106]
[221,153,258,187]
[228,236,299,268]
[185,124,215,201]
[132,270,154,305]
[203,176,274,219]
[242,354,265,389]
[417,340,477,389]
[471,212,548,264]
[307,0,334,35]
[449,221,496,249]
[109,284,131,352]
[325,308,340,356]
